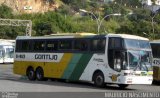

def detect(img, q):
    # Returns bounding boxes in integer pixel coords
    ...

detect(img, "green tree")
[34,22,52,36]
[103,19,120,34]
[0,4,13,18]
[0,26,18,39]
[116,19,134,34]
[130,8,151,21]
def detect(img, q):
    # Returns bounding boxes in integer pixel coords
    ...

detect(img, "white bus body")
[14,34,153,88]
[0,39,15,63]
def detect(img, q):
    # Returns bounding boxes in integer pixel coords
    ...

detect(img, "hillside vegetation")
[0,0,61,13]
[0,0,160,39]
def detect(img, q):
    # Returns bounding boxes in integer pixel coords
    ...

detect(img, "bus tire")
[26,67,36,81]
[152,80,160,85]
[36,67,46,81]
[118,84,129,89]
[93,71,105,87]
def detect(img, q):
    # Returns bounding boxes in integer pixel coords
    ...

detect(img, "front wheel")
[118,84,129,89]
[93,72,105,87]
[152,80,160,85]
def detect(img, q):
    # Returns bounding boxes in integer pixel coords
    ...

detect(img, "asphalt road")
[0,64,160,98]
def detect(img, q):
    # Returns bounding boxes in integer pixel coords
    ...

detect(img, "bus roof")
[0,39,15,45]
[48,33,97,36]
[16,34,148,41]
[108,34,149,41]
[0,39,15,42]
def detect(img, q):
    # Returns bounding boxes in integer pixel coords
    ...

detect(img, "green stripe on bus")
[61,54,82,79]
[69,54,93,81]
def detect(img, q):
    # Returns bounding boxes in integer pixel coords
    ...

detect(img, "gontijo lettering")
[35,54,58,60]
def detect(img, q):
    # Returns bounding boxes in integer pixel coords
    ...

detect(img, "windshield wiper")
[142,62,149,72]
[134,62,149,71]
[133,61,141,71]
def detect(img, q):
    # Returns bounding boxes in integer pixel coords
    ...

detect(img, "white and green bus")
[150,41,160,83]
[13,34,153,88]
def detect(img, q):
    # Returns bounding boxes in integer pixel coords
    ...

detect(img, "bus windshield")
[128,50,152,71]
[123,39,152,71]
[5,48,14,58]
[125,39,150,49]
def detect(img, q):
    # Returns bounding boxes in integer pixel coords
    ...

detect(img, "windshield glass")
[125,39,150,49]
[0,50,3,58]
[0,46,3,58]
[5,48,14,58]
[128,50,152,71]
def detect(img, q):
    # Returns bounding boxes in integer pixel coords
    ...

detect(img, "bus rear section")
[13,34,153,88]
[150,41,160,83]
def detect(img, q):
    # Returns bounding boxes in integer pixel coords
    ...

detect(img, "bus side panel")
[13,53,73,78]
[13,61,44,75]
[79,54,109,82]
[44,53,73,78]
[13,62,26,75]
[68,53,93,81]
[61,54,82,79]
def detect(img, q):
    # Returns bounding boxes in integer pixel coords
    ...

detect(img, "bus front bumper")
[119,76,153,85]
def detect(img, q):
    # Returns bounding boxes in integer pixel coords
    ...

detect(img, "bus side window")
[59,40,72,50]
[98,39,105,51]
[17,40,31,52]
[91,39,105,52]
[81,40,88,51]
[33,41,45,51]
[74,40,81,51]
[22,41,29,51]
[74,39,88,52]
[16,41,21,52]
[46,41,58,51]
[108,38,123,49]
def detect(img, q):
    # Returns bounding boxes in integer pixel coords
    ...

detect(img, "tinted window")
[74,39,88,51]
[16,40,31,52]
[15,40,21,52]
[109,38,123,49]
[59,40,72,50]
[46,40,58,51]
[21,41,30,51]
[91,39,105,52]
[16,37,106,53]
[33,41,45,51]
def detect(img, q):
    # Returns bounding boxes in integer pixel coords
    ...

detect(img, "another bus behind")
[0,39,15,63]
[150,41,160,83]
